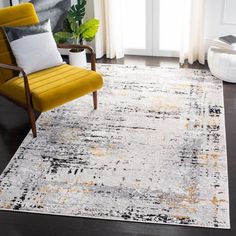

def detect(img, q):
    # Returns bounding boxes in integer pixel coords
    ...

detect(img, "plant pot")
[69,49,87,68]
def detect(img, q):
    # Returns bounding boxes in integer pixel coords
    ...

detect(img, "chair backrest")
[0,3,39,84]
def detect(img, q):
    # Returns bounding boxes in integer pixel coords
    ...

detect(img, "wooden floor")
[0,56,235,236]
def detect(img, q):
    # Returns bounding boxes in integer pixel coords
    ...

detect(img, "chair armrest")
[57,44,96,71]
[0,63,32,108]
[0,63,24,74]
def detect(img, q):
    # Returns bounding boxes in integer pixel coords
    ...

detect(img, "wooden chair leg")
[93,91,98,110]
[27,107,37,138]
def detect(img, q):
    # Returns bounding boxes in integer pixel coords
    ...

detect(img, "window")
[123,0,146,50]
[122,0,186,56]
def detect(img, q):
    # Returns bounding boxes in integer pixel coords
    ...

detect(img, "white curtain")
[93,0,124,59]
[180,0,206,65]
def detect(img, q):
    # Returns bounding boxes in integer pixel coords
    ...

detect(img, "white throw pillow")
[4,19,64,75]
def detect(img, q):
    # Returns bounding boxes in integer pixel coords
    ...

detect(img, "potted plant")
[54,0,99,67]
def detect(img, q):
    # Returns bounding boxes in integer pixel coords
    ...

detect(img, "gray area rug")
[0,64,230,228]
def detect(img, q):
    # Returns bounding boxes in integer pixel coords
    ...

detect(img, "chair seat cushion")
[0,64,103,112]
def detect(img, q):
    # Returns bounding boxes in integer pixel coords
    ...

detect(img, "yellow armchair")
[0,3,103,138]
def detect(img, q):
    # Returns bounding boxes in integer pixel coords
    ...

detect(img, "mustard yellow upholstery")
[0,64,103,112]
[0,3,103,115]
[0,3,39,84]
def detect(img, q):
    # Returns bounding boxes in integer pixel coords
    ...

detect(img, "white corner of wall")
[0,0,9,8]
[204,0,236,52]
[222,0,236,25]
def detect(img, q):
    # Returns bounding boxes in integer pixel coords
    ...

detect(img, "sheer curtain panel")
[93,0,124,59]
[180,0,206,65]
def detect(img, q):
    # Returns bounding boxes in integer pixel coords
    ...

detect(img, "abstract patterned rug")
[0,64,230,228]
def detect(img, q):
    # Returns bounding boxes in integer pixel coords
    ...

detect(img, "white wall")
[205,0,236,42]
[2,0,236,52]
[0,0,9,8]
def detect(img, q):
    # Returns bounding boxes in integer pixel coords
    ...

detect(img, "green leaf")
[63,18,72,33]
[54,32,72,43]
[79,19,100,42]
[68,17,78,33]
[68,0,87,22]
